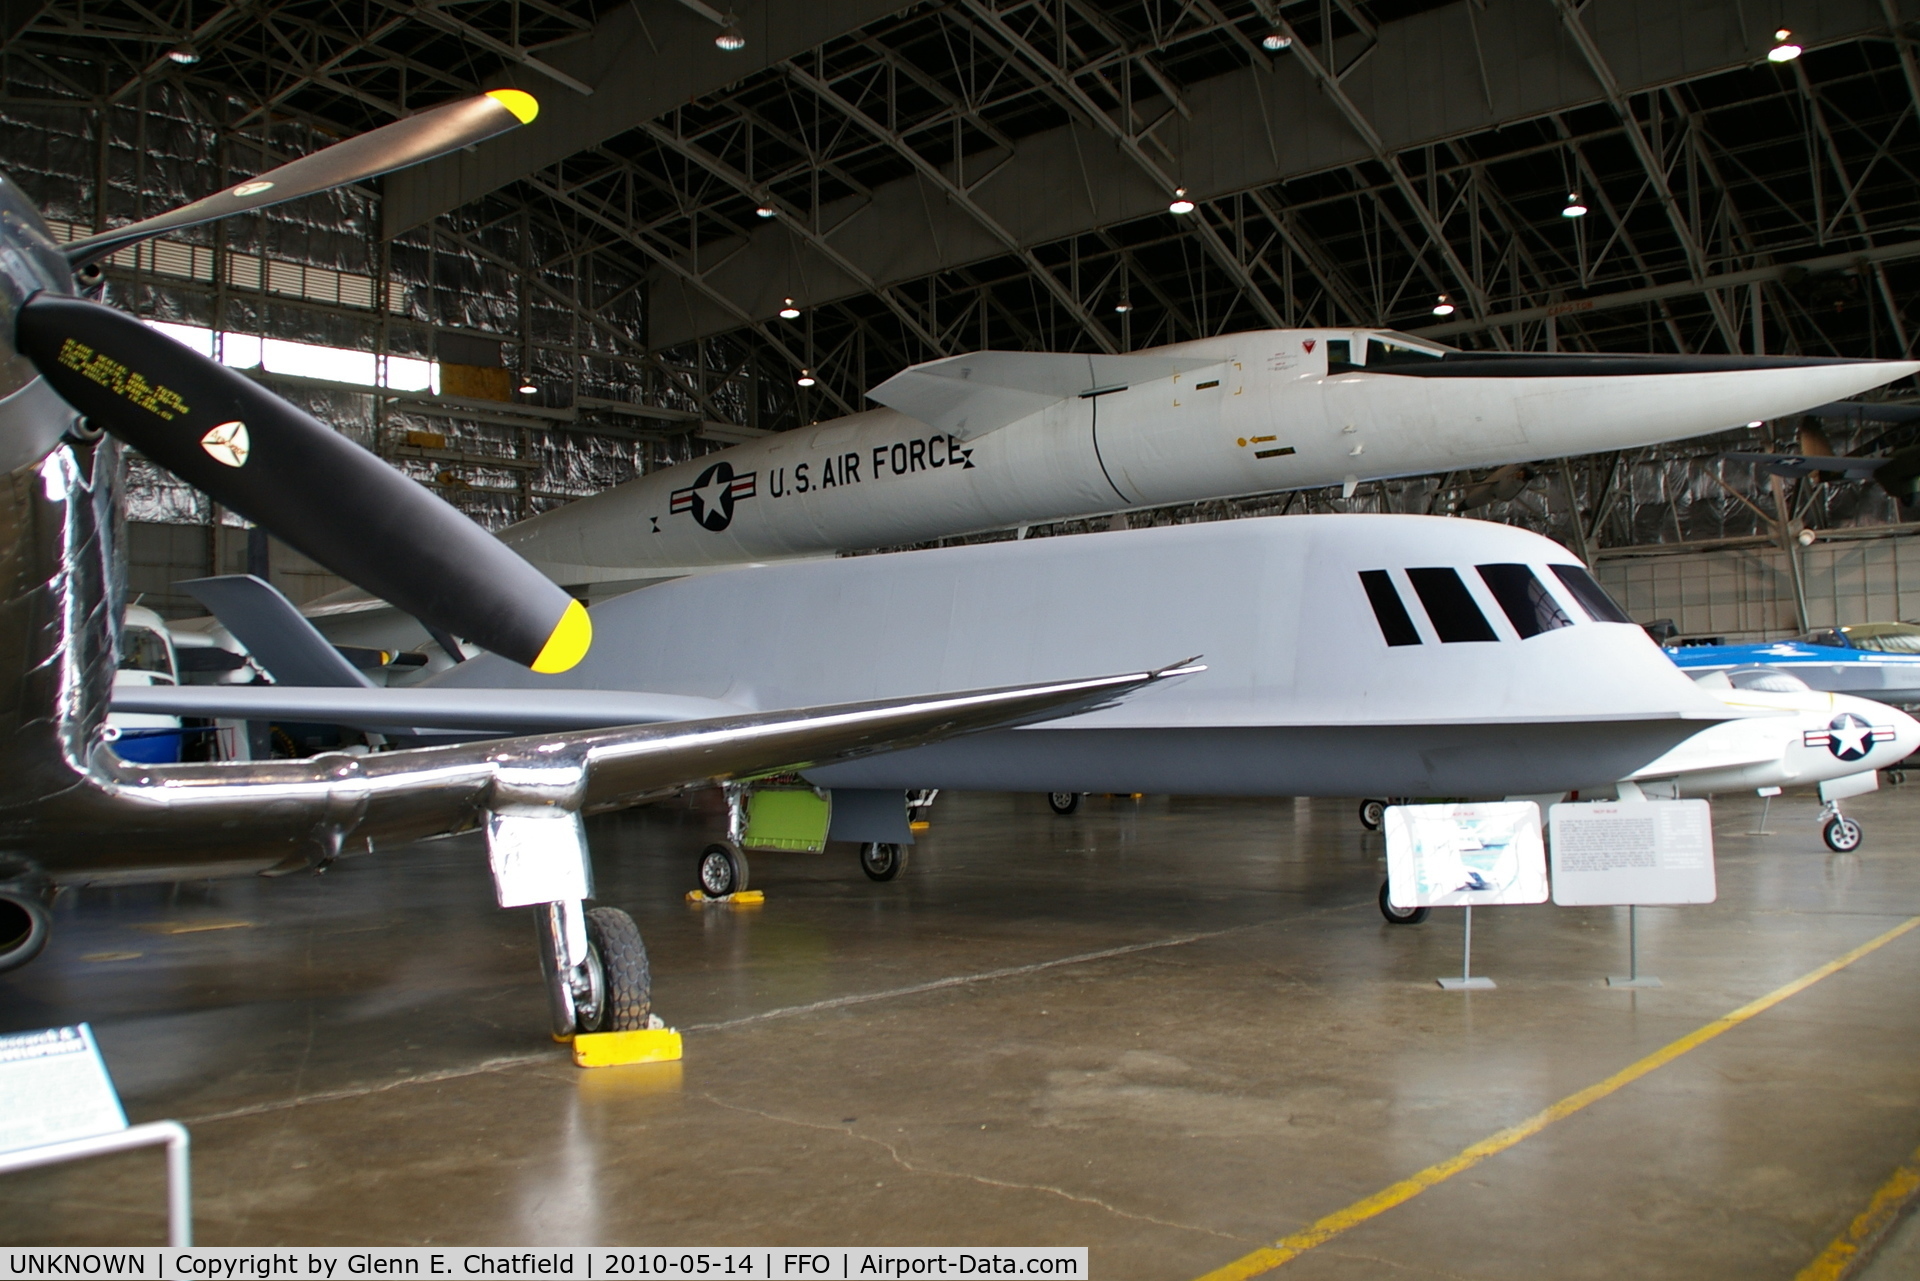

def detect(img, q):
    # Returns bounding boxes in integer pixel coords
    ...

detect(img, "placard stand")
[1437,906,1496,990]
[1752,787,1780,835]
[1607,905,1662,988]
[0,1121,191,1245]
[0,1023,191,1245]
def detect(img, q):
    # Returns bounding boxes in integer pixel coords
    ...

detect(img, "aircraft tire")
[1359,799,1387,830]
[860,842,907,881]
[1047,792,1080,815]
[582,906,652,1032]
[697,843,749,898]
[1823,816,1864,853]
[0,856,52,972]
[1378,881,1428,925]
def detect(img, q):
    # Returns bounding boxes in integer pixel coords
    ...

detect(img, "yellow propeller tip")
[486,89,540,125]
[531,598,590,673]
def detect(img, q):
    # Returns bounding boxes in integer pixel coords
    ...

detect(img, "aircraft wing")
[111,684,750,733]
[868,350,1222,440]
[1724,452,1884,479]
[61,664,1202,865]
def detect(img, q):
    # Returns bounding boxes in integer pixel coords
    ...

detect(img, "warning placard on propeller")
[1548,800,1716,906]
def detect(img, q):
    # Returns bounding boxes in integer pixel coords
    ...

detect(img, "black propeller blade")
[64,91,539,270]
[17,293,590,673]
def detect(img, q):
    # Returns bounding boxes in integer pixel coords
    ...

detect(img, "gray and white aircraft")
[137,513,1920,901]
[493,335,1919,595]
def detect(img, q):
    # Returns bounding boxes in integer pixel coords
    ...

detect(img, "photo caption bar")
[0,1248,1087,1280]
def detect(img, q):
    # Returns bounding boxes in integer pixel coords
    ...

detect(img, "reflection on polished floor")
[3,788,1920,1277]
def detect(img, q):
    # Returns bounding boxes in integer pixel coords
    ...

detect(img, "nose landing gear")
[1820,801,1864,852]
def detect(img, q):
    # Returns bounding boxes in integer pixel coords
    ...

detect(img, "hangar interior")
[7,0,1920,1275]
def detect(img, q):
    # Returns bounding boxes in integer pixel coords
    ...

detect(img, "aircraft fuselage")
[503,330,1918,587]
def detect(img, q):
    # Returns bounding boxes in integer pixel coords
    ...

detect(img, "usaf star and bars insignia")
[670,459,757,532]
[1803,712,1894,762]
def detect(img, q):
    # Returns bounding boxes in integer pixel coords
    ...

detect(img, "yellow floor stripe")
[1195,914,1920,1281]
[1796,1142,1920,1281]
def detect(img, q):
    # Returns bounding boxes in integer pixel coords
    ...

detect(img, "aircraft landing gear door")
[488,807,652,1036]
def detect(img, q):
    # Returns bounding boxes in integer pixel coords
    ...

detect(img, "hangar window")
[1550,564,1634,624]
[1475,564,1572,638]
[1359,571,1422,647]
[1406,568,1498,642]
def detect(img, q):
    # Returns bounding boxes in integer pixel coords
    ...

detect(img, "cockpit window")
[1549,564,1634,624]
[1475,564,1573,639]
[1366,337,1449,368]
[1406,568,1498,642]
[118,625,175,679]
[1359,571,1421,647]
[1728,668,1812,693]
[1326,338,1355,373]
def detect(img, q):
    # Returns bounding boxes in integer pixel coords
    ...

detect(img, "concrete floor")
[4,787,1920,1278]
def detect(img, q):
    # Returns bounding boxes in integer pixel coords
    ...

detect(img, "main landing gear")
[485,806,653,1041]
[536,902,653,1035]
[860,842,907,881]
[1359,799,1387,830]
[1378,881,1428,925]
[1047,792,1080,815]
[697,842,750,898]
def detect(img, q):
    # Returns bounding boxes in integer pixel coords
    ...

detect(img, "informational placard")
[1548,800,1716,906]
[1384,801,1548,908]
[0,1024,127,1155]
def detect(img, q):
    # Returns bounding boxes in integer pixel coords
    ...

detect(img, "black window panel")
[1326,338,1358,373]
[1359,571,1421,647]
[1550,564,1634,624]
[1475,564,1573,639]
[1366,339,1447,368]
[1406,568,1498,642]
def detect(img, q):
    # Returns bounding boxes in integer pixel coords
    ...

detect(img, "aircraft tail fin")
[181,575,374,688]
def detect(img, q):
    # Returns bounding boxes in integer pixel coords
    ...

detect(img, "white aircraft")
[1622,668,1917,852]
[495,332,1920,593]
[131,513,1918,905]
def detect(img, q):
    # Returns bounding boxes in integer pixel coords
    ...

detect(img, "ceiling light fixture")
[755,201,776,218]
[1261,30,1292,51]
[518,381,538,395]
[1114,298,1133,314]
[1768,28,1801,62]
[1168,187,1195,215]
[779,297,801,319]
[1561,192,1588,218]
[715,14,746,51]
[166,44,199,64]
[796,369,816,387]
[1432,294,1456,316]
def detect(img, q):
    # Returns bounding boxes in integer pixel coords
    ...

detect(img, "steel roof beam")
[649,0,1898,350]
[382,0,912,236]
[782,54,1120,354]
